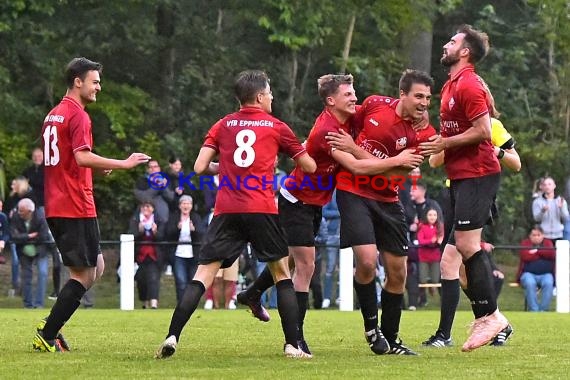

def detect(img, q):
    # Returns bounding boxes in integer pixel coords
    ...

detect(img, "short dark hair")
[530,225,544,234]
[317,74,354,104]
[399,69,434,94]
[64,57,102,89]
[234,70,270,105]
[457,24,489,64]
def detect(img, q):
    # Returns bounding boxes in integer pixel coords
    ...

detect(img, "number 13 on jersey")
[43,125,60,166]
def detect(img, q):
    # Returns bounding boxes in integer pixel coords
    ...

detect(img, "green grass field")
[1,309,569,379]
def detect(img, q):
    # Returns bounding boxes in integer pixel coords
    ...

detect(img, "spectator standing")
[417,208,444,290]
[320,191,340,309]
[22,147,62,300]
[22,148,45,210]
[134,160,174,226]
[130,200,165,309]
[134,159,174,275]
[5,176,39,295]
[10,198,51,308]
[0,199,10,265]
[517,226,555,311]
[532,176,569,242]
[166,195,204,303]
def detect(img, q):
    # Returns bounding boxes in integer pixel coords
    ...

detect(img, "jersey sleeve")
[491,118,514,149]
[70,112,92,153]
[279,123,306,159]
[203,120,222,152]
[458,79,489,122]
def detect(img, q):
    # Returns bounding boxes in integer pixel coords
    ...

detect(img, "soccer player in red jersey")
[155,70,316,359]
[422,83,519,349]
[33,57,150,353]
[236,74,423,356]
[327,69,435,355]
[419,25,511,352]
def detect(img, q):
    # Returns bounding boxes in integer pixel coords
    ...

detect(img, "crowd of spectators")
[0,149,568,312]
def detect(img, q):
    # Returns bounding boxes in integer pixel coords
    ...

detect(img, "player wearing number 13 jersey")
[156,70,316,360]
[33,57,150,354]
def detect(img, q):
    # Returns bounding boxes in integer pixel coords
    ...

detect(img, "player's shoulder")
[456,70,485,91]
[363,94,396,108]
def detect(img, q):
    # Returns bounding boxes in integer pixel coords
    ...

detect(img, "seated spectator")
[9,198,51,308]
[129,200,165,309]
[517,225,556,311]
[417,208,444,293]
[165,195,204,303]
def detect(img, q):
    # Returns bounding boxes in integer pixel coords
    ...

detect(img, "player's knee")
[355,262,377,282]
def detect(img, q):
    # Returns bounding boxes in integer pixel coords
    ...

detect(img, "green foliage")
[0,0,568,243]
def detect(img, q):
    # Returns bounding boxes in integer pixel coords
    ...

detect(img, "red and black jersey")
[285,109,351,206]
[42,96,96,218]
[203,106,306,215]
[440,65,500,179]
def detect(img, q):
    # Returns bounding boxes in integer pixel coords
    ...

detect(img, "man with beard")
[419,24,511,352]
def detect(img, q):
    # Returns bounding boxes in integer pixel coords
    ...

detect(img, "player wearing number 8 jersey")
[156,70,317,359]
[33,57,150,353]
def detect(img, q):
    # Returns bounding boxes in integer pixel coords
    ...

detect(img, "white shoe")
[228,299,237,310]
[155,335,177,359]
[164,265,173,276]
[284,344,312,359]
[408,306,417,311]
[204,299,214,310]
[321,299,331,309]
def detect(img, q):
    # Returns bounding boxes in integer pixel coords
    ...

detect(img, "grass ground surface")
[1,309,569,379]
[1,249,567,379]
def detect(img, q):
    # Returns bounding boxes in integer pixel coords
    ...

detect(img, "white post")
[556,240,569,313]
[120,234,135,311]
[338,248,354,311]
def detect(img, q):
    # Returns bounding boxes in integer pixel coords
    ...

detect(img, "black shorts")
[450,173,500,231]
[278,193,322,247]
[199,213,288,268]
[47,217,102,268]
[336,190,408,256]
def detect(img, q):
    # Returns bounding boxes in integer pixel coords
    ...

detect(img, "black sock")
[296,292,309,341]
[436,279,460,339]
[380,289,403,343]
[276,279,298,347]
[245,266,274,300]
[167,280,205,341]
[464,250,497,318]
[354,279,378,332]
[43,279,86,340]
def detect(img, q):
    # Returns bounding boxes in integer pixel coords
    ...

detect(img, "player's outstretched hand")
[125,153,151,169]
[395,149,424,169]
